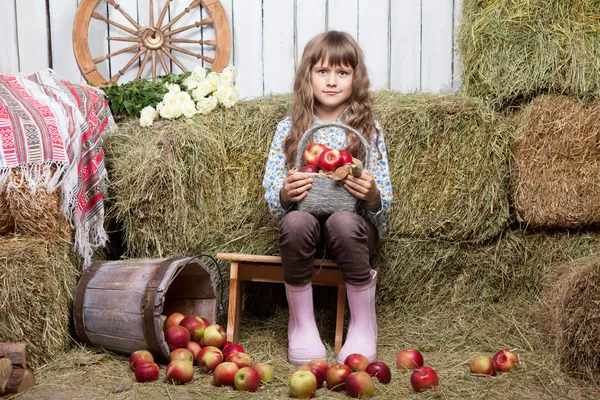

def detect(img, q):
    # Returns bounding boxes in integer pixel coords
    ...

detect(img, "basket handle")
[294,122,371,171]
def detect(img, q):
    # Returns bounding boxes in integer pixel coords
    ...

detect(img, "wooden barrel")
[73,257,217,361]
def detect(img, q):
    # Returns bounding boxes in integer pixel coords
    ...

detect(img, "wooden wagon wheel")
[73,0,231,87]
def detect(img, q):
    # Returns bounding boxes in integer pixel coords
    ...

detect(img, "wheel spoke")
[106,0,142,30]
[93,43,142,63]
[136,50,152,80]
[165,43,214,64]
[107,36,140,42]
[166,38,217,46]
[156,0,172,29]
[161,0,202,32]
[163,18,213,37]
[92,12,137,35]
[149,0,154,28]
[151,50,157,82]
[161,48,187,72]
[111,48,147,83]
[157,50,170,75]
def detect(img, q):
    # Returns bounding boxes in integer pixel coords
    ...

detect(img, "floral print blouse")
[262,116,393,236]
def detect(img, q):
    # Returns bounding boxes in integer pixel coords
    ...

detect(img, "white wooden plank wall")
[0,0,463,98]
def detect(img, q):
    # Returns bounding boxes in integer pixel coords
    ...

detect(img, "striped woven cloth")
[0,69,115,268]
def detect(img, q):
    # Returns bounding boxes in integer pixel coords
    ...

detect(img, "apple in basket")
[319,148,344,172]
[299,364,325,388]
[470,355,497,376]
[493,350,519,372]
[340,150,354,165]
[164,312,185,330]
[345,371,375,398]
[226,352,252,368]
[298,164,319,173]
[213,362,239,386]
[179,315,206,342]
[410,366,439,392]
[203,324,227,349]
[135,362,160,383]
[289,370,318,398]
[253,363,275,384]
[201,317,210,327]
[303,143,328,166]
[344,353,369,372]
[365,361,392,384]
[166,360,194,384]
[164,326,190,350]
[129,350,154,371]
[234,366,261,392]
[325,363,351,391]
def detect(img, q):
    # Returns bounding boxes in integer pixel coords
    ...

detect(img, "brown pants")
[279,211,378,286]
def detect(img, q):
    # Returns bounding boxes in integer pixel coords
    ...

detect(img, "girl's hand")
[280,169,313,204]
[343,170,380,203]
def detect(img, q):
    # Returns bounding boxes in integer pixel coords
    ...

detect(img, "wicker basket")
[295,123,370,218]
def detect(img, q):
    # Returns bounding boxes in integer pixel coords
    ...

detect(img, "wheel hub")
[140,28,164,50]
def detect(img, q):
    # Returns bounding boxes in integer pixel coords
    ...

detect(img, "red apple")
[134,362,160,383]
[318,148,344,172]
[325,363,351,391]
[170,348,194,363]
[197,346,222,363]
[223,343,245,359]
[185,341,201,363]
[289,370,317,398]
[166,360,194,385]
[493,350,518,373]
[164,326,190,350]
[203,324,227,349]
[201,317,210,327]
[410,366,439,392]
[164,312,185,330]
[303,143,328,166]
[345,371,375,398]
[224,340,233,348]
[213,362,239,387]
[339,150,354,165]
[307,359,328,373]
[129,350,154,371]
[253,363,275,384]
[161,315,167,330]
[200,349,224,373]
[365,361,392,384]
[234,366,261,392]
[344,353,369,372]
[226,352,252,368]
[298,164,319,173]
[199,337,205,346]
[179,315,206,342]
[396,349,424,370]
[299,364,325,388]
[470,355,497,376]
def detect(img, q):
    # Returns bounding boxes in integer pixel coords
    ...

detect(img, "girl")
[262,31,392,365]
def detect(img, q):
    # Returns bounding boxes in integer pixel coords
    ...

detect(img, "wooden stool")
[217,253,346,353]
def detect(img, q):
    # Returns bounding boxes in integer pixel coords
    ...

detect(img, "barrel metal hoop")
[73,262,103,344]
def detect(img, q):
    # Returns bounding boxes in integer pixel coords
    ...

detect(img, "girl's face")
[310,57,354,121]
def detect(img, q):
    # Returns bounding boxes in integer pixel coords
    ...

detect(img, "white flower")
[192,66,207,81]
[220,66,236,83]
[196,95,218,114]
[140,106,156,119]
[214,84,239,108]
[208,72,221,86]
[164,92,182,107]
[139,115,153,127]
[165,83,181,93]
[159,103,176,119]
[173,104,183,119]
[183,76,200,90]
[192,79,217,100]
[178,91,192,102]
[183,99,197,118]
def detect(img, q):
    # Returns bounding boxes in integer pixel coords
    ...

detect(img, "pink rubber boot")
[337,270,378,363]
[285,282,327,365]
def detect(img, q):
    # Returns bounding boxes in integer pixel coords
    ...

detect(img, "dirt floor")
[8,303,600,400]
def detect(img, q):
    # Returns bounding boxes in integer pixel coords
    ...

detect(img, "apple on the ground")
[410,366,439,392]
[396,349,424,370]
[299,364,325,388]
[223,343,245,360]
[201,317,210,327]
[170,348,194,363]
[166,360,194,385]
[318,148,344,172]
[325,363,351,391]
[185,341,201,363]
[129,350,154,371]
[179,315,206,342]
[134,362,160,383]
[164,312,185,330]
[197,346,222,361]
[253,363,275,384]
[303,143,328,166]
[345,371,375,398]
[213,362,239,387]
[164,326,190,350]
[365,361,391,384]
[234,366,261,392]
[307,359,328,373]
[344,353,369,372]
[470,355,497,376]
[203,324,227,349]
[226,352,252,368]
[289,370,318,398]
[200,349,224,373]
[493,350,518,373]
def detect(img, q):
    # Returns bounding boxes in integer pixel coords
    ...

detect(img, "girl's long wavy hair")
[284,31,380,167]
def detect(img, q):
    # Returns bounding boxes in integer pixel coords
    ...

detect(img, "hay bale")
[0,236,80,368]
[542,255,600,381]
[511,95,600,227]
[376,91,510,242]
[106,92,510,264]
[0,191,13,234]
[459,0,600,108]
